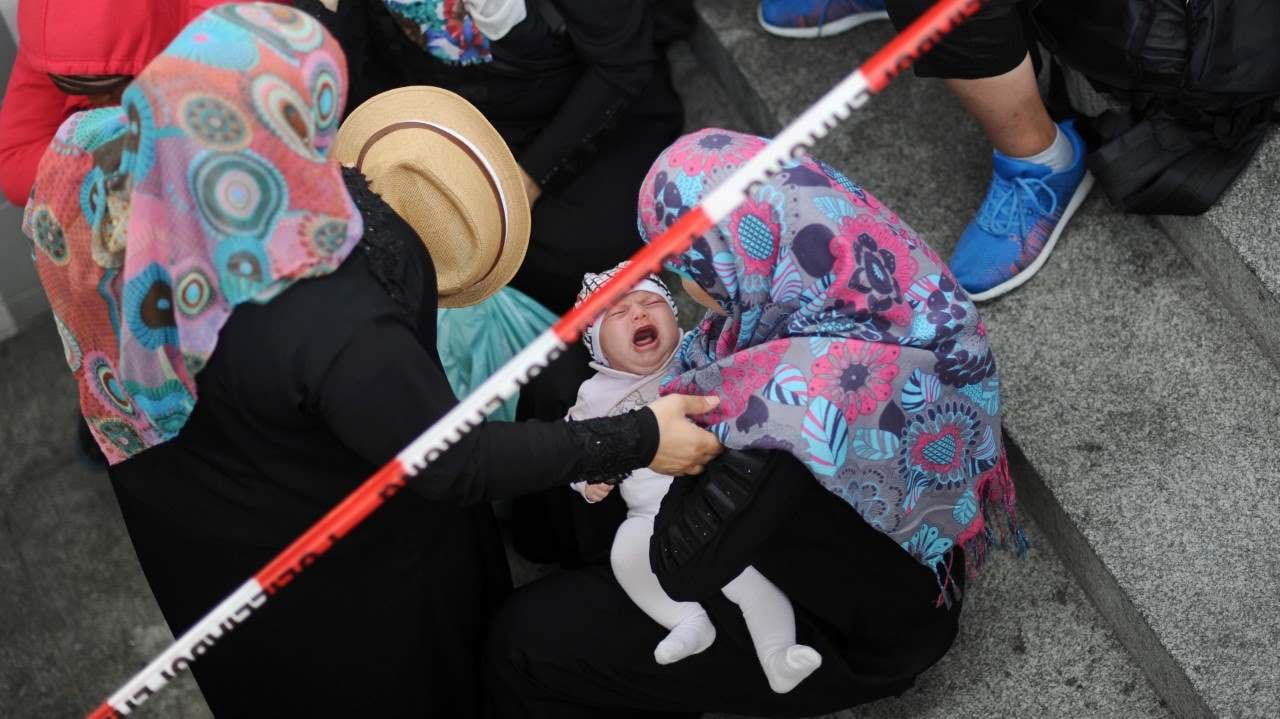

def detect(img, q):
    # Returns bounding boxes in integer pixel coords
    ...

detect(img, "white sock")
[610,517,717,665]
[1014,124,1074,173]
[760,645,823,694]
[653,614,717,665]
[721,567,823,694]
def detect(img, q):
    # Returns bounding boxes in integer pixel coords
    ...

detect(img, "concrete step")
[669,38,1171,719]
[1155,130,1280,373]
[0,324,212,718]
[683,3,1280,718]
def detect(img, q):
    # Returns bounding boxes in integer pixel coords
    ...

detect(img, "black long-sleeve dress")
[107,170,660,718]
[295,0,688,313]
[485,451,964,717]
[292,0,693,566]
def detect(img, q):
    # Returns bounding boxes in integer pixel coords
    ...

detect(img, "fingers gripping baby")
[566,263,822,694]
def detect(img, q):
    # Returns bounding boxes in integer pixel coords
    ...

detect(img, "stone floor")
[0,324,211,718]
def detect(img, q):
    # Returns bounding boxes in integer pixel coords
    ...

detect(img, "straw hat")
[334,86,531,307]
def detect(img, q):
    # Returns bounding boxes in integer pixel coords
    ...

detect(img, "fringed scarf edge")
[933,450,1030,608]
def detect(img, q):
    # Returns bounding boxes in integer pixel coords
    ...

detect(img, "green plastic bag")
[436,287,558,422]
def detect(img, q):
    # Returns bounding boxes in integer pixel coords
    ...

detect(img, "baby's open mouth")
[632,325,658,349]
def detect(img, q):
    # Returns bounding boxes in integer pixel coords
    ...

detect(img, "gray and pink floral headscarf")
[639,129,1024,597]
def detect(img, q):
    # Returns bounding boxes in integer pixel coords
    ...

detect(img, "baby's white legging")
[610,515,820,693]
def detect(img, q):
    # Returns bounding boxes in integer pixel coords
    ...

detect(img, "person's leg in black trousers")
[508,71,684,316]
[884,0,1049,156]
[883,0,1093,302]
[486,565,887,719]
[485,453,955,718]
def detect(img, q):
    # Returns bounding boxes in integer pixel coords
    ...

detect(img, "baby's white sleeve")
[569,480,597,502]
[565,383,601,502]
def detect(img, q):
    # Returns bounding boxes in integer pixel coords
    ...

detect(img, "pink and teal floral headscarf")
[24,3,361,464]
[640,129,1024,596]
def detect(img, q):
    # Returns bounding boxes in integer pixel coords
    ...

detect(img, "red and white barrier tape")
[87,1,984,715]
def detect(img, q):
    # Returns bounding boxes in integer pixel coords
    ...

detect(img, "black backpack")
[1031,0,1280,215]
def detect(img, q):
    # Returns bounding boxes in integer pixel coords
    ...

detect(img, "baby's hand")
[584,483,614,503]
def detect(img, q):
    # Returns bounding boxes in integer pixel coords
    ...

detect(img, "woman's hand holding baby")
[584,483,614,502]
[647,394,724,476]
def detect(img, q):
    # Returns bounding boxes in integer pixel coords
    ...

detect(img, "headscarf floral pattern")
[23,3,361,464]
[639,129,1023,595]
[382,0,493,66]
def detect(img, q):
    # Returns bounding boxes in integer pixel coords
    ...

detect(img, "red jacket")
[0,0,224,205]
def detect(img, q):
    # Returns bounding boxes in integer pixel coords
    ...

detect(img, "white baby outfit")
[567,347,822,693]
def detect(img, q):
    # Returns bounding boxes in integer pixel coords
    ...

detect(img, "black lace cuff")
[567,407,659,485]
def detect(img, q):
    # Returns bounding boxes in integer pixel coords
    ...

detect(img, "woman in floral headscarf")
[648,129,1020,589]
[486,129,1024,717]
[24,7,720,715]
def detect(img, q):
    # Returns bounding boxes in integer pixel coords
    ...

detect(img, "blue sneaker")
[950,121,1094,302]
[758,0,888,39]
